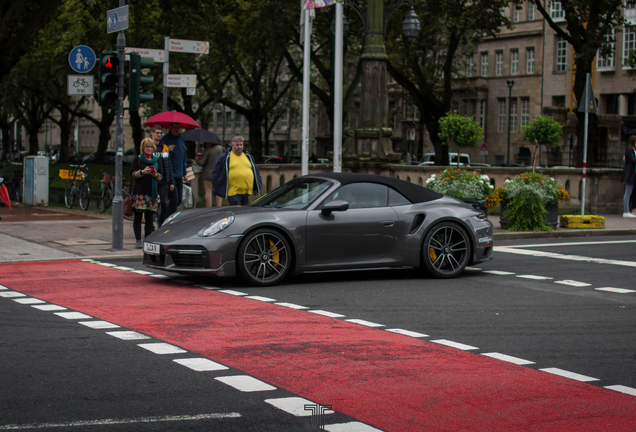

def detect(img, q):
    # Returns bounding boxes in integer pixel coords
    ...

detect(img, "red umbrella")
[143,111,200,130]
[0,183,11,212]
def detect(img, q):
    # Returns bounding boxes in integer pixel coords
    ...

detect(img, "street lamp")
[506,79,514,165]
[402,8,421,42]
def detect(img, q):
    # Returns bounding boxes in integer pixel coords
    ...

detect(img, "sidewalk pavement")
[1,204,636,264]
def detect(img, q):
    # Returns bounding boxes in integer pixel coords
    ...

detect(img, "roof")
[311,173,443,203]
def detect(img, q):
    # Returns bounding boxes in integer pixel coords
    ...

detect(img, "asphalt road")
[1,235,635,431]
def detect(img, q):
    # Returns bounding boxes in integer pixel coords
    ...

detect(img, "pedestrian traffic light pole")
[112,15,126,250]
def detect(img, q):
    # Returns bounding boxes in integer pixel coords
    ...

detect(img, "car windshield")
[250,178,332,209]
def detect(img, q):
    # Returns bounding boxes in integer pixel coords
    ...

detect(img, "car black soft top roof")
[311,172,443,203]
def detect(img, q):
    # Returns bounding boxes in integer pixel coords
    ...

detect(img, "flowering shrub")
[426,168,494,201]
[490,172,569,206]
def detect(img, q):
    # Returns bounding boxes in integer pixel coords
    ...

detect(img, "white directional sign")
[125,47,165,63]
[168,39,209,54]
[166,74,197,88]
[67,75,94,96]
[107,5,129,33]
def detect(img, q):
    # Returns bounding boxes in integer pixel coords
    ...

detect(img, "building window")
[280,112,288,130]
[216,112,223,129]
[466,55,474,77]
[226,111,232,129]
[550,1,565,22]
[481,52,489,76]
[526,48,535,73]
[528,1,535,20]
[605,94,619,114]
[521,98,530,127]
[597,29,615,71]
[479,100,486,128]
[514,4,521,22]
[623,26,636,67]
[511,49,519,74]
[552,95,566,107]
[626,1,636,25]
[496,51,503,75]
[510,98,518,132]
[498,99,506,132]
[556,36,567,72]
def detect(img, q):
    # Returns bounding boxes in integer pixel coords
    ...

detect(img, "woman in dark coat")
[621,135,636,218]
[130,138,163,247]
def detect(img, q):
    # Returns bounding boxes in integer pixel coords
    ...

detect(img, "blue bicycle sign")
[69,46,96,73]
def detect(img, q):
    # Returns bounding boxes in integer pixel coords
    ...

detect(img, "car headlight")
[161,211,181,226]
[200,215,235,237]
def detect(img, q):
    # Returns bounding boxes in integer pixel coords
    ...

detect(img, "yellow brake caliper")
[269,240,279,267]
[429,247,437,262]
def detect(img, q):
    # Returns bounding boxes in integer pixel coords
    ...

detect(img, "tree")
[386,0,511,166]
[531,0,624,168]
[521,114,563,172]
[438,110,484,166]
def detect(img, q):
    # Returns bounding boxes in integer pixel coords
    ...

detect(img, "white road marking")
[502,240,636,248]
[138,343,187,355]
[219,290,247,296]
[0,291,26,298]
[431,339,479,350]
[113,266,134,271]
[0,284,8,290]
[194,284,220,290]
[495,246,636,268]
[604,385,636,396]
[132,270,154,275]
[483,270,515,275]
[554,280,591,287]
[465,267,482,271]
[386,329,428,337]
[516,275,553,280]
[174,358,229,372]
[345,319,385,328]
[149,274,170,279]
[595,287,636,294]
[106,331,151,340]
[275,302,309,309]
[12,298,45,304]
[481,352,535,365]
[96,262,118,267]
[32,305,66,311]
[0,413,242,430]
[325,422,383,432]
[309,310,345,318]
[540,367,600,382]
[54,312,92,320]
[215,375,277,392]
[264,397,334,417]
[79,320,120,329]
[245,296,276,302]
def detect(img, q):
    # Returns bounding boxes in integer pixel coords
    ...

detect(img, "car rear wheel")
[238,229,291,286]
[422,222,470,278]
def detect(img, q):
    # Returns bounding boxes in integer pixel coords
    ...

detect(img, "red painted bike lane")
[2,260,635,431]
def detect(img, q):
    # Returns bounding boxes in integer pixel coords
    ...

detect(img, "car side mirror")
[321,200,349,216]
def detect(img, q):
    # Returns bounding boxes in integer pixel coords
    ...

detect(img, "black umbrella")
[181,128,222,144]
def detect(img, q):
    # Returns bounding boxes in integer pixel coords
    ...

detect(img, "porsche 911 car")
[143,173,494,286]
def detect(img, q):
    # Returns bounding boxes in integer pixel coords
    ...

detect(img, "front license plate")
[143,242,160,255]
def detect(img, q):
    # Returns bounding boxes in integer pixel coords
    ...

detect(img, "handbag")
[182,184,193,208]
[124,194,134,217]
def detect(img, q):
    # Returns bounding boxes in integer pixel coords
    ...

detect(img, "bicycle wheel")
[99,185,113,213]
[64,182,75,208]
[79,182,91,211]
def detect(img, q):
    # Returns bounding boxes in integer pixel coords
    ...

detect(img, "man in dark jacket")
[161,122,188,217]
[211,136,262,206]
[621,135,636,218]
[196,142,223,207]
[151,125,174,226]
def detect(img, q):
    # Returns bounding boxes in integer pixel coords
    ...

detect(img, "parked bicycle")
[99,169,131,216]
[62,164,90,210]
[8,162,23,203]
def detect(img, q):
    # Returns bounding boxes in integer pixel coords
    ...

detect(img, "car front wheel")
[238,229,291,286]
[422,222,471,278]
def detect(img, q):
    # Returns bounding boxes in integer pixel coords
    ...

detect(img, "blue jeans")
[227,194,249,206]
[624,183,634,213]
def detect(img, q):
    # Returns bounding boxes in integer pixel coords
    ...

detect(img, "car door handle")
[380,221,395,227]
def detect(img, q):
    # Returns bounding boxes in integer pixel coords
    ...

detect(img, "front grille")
[144,253,165,267]
[172,254,205,268]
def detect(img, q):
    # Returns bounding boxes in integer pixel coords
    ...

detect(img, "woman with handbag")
[130,138,163,248]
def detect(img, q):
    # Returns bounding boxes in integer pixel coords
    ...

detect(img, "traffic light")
[129,52,154,109]
[98,51,119,108]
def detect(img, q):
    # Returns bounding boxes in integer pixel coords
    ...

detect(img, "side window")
[324,183,388,209]
[388,188,411,206]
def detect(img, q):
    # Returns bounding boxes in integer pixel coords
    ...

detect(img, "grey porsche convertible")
[143,173,494,286]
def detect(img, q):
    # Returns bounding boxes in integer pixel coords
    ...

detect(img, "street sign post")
[166,74,197,88]
[578,73,597,217]
[69,46,96,73]
[67,75,94,96]
[107,5,129,33]
[162,37,209,111]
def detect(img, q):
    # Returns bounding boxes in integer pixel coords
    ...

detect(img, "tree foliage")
[438,110,484,165]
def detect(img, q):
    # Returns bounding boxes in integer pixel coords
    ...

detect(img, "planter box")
[499,202,559,229]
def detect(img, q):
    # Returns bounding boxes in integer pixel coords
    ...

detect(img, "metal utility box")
[24,156,49,206]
